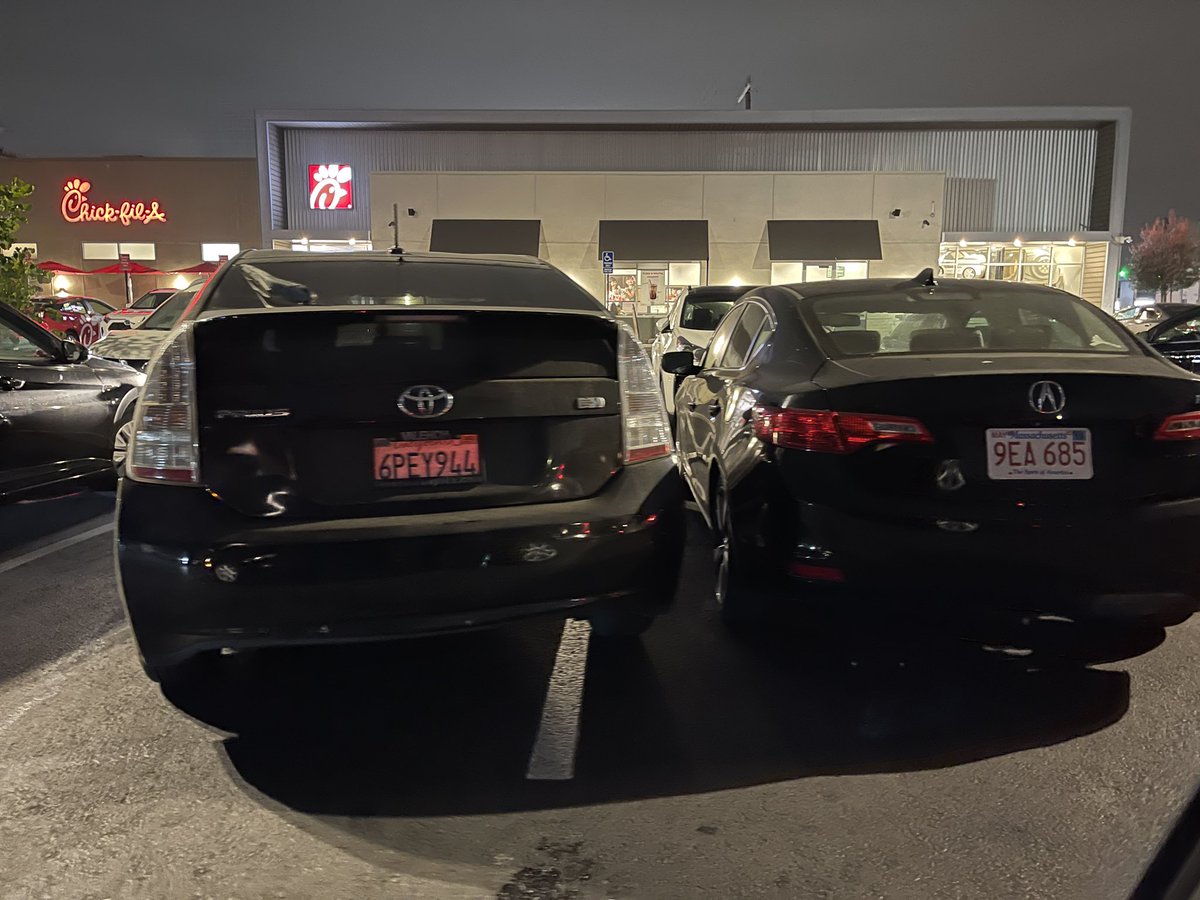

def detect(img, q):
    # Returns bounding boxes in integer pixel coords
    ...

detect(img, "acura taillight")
[753,407,933,454]
[617,324,672,463]
[128,324,200,484]
[1154,412,1200,440]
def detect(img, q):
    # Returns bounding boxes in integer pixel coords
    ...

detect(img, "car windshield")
[679,295,735,331]
[205,259,603,311]
[130,291,169,310]
[141,289,198,329]
[1114,306,1141,320]
[1153,315,1200,343]
[805,288,1136,356]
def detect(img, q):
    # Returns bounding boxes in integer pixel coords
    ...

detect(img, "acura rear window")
[205,260,603,312]
[804,289,1136,357]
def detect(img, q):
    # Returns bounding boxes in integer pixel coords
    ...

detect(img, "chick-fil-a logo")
[308,164,353,210]
[60,178,168,226]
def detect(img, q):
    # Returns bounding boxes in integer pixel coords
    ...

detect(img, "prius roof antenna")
[387,203,404,256]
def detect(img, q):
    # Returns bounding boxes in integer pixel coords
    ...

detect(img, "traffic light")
[1118,266,1130,279]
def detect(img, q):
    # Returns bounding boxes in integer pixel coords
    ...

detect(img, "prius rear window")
[205,259,603,312]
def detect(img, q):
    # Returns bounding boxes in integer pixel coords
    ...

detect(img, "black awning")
[428,219,542,256]
[598,220,709,261]
[767,220,882,260]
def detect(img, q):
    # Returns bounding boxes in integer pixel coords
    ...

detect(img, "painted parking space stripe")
[0,520,113,578]
[526,618,591,781]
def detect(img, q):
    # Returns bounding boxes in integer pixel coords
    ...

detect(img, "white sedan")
[648,285,747,418]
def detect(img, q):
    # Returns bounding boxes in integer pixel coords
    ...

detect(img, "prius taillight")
[752,407,934,454]
[617,324,672,464]
[128,324,201,484]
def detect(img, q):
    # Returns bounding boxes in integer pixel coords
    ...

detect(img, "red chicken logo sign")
[308,164,353,210]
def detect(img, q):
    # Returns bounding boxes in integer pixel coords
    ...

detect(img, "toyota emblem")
[398,385,454,418]
[1028,380,1067,415]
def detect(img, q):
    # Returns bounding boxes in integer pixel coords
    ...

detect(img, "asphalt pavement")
[1,490,1198,898]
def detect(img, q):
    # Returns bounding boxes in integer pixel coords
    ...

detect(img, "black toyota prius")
[116,250,684,683]
[664,270,1200,626]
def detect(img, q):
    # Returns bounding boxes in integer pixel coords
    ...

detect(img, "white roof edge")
[255,107,1131,129]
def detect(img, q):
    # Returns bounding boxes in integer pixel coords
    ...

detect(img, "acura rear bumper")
[788,498,1200,615]
[116,460,684,670]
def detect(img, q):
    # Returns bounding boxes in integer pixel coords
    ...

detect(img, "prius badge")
[399,384,454,418]
[1028,380,1067,415]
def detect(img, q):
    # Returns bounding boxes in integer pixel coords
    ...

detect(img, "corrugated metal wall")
[267,127,285,230]
[278,125,1099,237]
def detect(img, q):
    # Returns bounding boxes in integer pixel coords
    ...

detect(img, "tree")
[1129,210,1200,304]
[0,177,44,314]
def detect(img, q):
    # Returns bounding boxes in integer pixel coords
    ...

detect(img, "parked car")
[0,300,142,502]
[90,282,207,370]
[104,287,179,330]
[1143,308,1200,374]
[1115,303,1200,335]
[648,285,747,418]
[116,250,685,684]
[664,270,1200,627]
[34,296,117,345]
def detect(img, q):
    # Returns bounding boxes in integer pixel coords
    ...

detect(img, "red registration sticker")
[373,435,483,483]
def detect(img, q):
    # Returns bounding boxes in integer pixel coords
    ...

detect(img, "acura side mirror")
[655,318,670,333]
[662,349,702,376]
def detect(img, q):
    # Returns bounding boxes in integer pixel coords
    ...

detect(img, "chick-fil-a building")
[0,157,261,305]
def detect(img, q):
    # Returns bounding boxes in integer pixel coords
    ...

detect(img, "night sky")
[4,0,1196,232]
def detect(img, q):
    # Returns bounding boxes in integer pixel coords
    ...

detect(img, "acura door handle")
[0,376,25,391]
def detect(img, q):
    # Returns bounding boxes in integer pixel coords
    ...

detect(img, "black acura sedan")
[1,299,142,502]
[664,270,1200,626]
[116,250,684,682]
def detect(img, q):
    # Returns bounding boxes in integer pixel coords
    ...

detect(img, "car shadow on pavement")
[163,583,1158,823]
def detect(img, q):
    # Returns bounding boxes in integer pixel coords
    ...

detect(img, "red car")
[33,296,117,346]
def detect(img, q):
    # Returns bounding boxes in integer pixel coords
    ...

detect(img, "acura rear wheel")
[713,481,770,626]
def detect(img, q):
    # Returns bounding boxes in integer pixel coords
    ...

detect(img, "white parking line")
[0,520,113,577]
[526,618,591,781]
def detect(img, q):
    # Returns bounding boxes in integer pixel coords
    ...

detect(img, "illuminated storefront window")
[938,242,1090,297]
[202,243,240,262]
[605,261,706,312]
[771,261,868,285]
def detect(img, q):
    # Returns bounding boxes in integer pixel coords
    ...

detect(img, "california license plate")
[373,434,483,484]
[986,428,1093,480]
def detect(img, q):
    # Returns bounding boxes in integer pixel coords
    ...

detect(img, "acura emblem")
[398,384,454,418]
[1028,380,1067,415]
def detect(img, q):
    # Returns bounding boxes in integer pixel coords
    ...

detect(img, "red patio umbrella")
[36,260,89,274]
[87,261,165,305]
[86,261,165,275]
[172,261,218,274]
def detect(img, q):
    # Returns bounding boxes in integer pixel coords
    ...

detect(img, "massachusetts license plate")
[986,428,1093,480]
[373,434,483,484]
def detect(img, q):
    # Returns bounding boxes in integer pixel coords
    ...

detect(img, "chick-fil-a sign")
[60,178,168,226]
